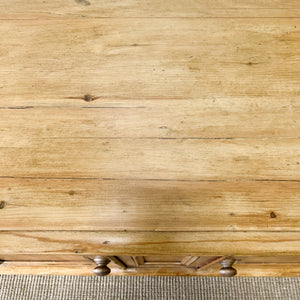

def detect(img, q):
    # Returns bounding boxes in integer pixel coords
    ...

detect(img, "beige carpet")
[0,275,299,300]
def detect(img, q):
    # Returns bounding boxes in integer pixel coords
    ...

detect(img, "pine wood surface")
[1,179,300,231]
[0,0,299,276]
[2,231,300,257]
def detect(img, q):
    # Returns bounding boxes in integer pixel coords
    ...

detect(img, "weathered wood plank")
[0,19,299,105]
[1,179,300,231]
[1,0,299,18]
[2,231,300,256]
[0,99,299,141]
[0,138,298,180]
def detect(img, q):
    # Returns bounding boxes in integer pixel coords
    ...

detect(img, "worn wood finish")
[1,231,300,257]
[0,19,299,104]
[0,254,91,262]
[1,179,300,231]
[0,99,299,139]
[0,0,299,275]
[1,0,299,18]
[0,138,299,180]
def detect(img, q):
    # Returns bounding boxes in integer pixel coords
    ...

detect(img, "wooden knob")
[219,258,237,277]
[93,256,111,276]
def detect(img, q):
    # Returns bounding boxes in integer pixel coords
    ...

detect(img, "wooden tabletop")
[0,0,299,262]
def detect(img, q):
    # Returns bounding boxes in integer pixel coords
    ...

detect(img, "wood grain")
[1,0,299,19]
[1,179,300,231]
[0,261,95,276]
[0,254,91,262]
[0,99,299,140]
[0,19,299,105]
[1,0,299,276]
[2,231,300,256]
[239,256,300,263]
[0,138,299,180]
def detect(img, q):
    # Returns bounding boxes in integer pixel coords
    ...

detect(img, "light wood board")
[1,179,300,231]
[0,0,299,275]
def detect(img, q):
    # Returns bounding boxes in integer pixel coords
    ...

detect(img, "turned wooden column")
[93,256,111,276]
[219,257,237,277]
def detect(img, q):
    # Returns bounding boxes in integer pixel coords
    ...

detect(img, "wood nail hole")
[270,211,277,218]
